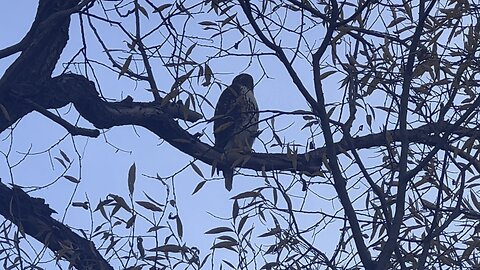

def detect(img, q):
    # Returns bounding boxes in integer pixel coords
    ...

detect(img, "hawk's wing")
[213,85,239,150]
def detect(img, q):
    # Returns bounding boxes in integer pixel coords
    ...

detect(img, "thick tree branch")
[18,74,478,178]
[0,182,113,270]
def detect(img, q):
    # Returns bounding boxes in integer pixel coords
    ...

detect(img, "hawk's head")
[232,73,254,91]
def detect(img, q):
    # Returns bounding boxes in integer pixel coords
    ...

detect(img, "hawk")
[214,73,259,191]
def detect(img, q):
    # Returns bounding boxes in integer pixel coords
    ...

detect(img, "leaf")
[153,4,172,13]
[164,61,196,67]
[301,120,318,130]
[261,262,280,269]
[126,40,137,51]
[223,260,236,269]
[403,1,412,19]
[185,43,196,59]
[96,201,110,221]
[59,150,70,163]
[470,191,480,212]
[211,240,238,250]
[387,17,407,28]
[327,106,336,118]
[203,64,213,86]
[190,162,204,178]
[136,201,163,212]
[126,215,136,228]
[366,114,372,128]
[319,70,336,81]
[192,180,206,195]
[147,225,166,232]
[160,89,180,107]
[258,227,281,238]
[421,199,436,210]
[110,194,131,212]
[232,199,239,220]
[205,227,233,234]
[463,242,476,259]
[118,55,133,79]
[128,163,136,196]
[55,157,67,169]
[64,175,80,183]
[176,216,183,238]
[72,202,89,210]
[143,191,165,207]
[428,30,443,47]
[171,69,194,90]
[231,191,259,200]
[199,254,211,268]
[221,14,237,27]
[289,147,298,171]
[461,137,476,155]
[237,215,248,233]
[199,21,217,26]
[272,132,283,147]
[137,5,149,18]
[366,77,380,96]
[149,244,185,253]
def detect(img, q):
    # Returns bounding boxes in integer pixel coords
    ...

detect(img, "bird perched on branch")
[214,73,259,191]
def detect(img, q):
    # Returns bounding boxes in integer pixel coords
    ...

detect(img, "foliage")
[1,0,480,269]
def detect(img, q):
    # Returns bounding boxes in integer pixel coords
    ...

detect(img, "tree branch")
[0,182,113,270]
[36,74,480,177]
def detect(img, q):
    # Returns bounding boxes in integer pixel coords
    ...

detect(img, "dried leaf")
[190,162,204,178]
[199,21,217,26]
[128,163,136,196]
[232,199,239,220]
[126,215,136,228]
[136,201,162,212]
[110,194,131,212]
[231,191,259,200]
[153,4,172,13]
[185,43,196,58]
[203,64,213,86]
[64,175,80,183]
[192,180,206,195]
[319,70,336,80]
[59,150,70,163]
[55,157,67,169]
[205,227,233,234]
[258,227,281,237]
[149,244,185,253]
[118,55,133,79]
[210,240,238,249]
[176,216,183,238]
[137,4,148,18]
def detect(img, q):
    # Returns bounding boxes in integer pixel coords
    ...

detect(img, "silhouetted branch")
[0,182,113,270]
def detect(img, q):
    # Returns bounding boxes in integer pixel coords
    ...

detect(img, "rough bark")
[0,182,113,270]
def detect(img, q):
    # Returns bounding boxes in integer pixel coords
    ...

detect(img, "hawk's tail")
[223,169,234,191]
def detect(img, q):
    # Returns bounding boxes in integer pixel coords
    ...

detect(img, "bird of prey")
[214,73,259,191]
